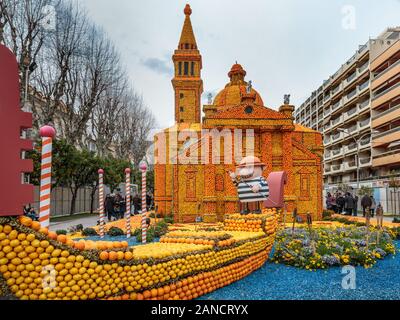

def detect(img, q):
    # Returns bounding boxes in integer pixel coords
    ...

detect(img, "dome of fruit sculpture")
[213,63,264,108]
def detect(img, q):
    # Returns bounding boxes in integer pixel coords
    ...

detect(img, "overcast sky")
[80,0,400,128]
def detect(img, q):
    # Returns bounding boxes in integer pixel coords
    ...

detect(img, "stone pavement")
[49,214,99,231]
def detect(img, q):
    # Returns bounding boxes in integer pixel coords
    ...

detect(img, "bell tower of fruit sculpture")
[0,44,34,217]
[172,4,203,124]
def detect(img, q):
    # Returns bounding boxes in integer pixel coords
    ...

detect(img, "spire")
[178,4,197,50]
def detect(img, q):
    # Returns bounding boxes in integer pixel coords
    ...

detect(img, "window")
[180,107,184,112]
[178,62,182,75]
[191,62,195,76]
[180,119,184,123]
[180,93,184,99]
[184,62,189,75]
[185,43,190,49]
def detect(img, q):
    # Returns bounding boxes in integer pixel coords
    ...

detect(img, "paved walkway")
[49,215,99,231]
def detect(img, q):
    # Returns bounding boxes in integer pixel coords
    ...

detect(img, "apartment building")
[370,37,400,177]
[295,27,400,193]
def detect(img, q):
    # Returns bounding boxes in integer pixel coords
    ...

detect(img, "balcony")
[331,99,343,112]
[348,124,358,134]
[344,161,357,171]
[358,61,369,73]
[359,136,371,150]
[372,81,400,109]
[331,164,344,173]
[359,156,372,167]
[324,136,331,145]
[372,102,400,128]
[358,80,370,95]
[331,83,343,99]
[331,148,344,158]
[372,59,400,91]
[344,71,357,88]
[358,118,371,131]
[373,127,400,147]
[343,88,358,106]
[344,106,358,122]
[323,123,331,132]
[331,131,343,142]
[324,94,331,103]
[323,107,331,117]
[358,99,370,113]
[373,149,400,167]
[324,166,332,174]
[331,115,343,129]
[324,151,331,160]
[345,142,357,153]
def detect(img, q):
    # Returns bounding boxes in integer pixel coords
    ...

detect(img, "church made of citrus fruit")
[154,4,324,223]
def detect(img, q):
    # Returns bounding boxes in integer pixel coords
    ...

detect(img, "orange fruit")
[47,232,57,240]
[124,252,133,260]
[117,251,125,260]
[136,293,144,300]
[99,252,109,261]
[57,235,67,244]
[31,221,41,231]
[108,252,117,261]
[150,289,158,298]
[74,242,85,251]
[19,216,32,227]
[39,228,48,235]
[143,290,151,299]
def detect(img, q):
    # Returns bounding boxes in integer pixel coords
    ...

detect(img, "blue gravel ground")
[198,241,400,300]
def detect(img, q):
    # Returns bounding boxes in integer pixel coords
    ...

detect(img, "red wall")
[0,44,33,216]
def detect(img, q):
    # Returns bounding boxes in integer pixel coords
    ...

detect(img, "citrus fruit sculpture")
[0,208,281,300]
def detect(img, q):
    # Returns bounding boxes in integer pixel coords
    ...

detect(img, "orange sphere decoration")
[57,234,67,244]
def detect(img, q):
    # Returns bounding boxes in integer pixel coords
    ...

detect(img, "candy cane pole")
[139,161,147,244]
[98,169,105,238]
[38,125,56,229]
[125,168,131,238]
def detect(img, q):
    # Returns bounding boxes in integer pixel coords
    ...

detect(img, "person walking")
[132,193,141,215]
[105,194,116,222]
[345,193,355,216]
[354,194,359,217]
[326,192,333,210]
[370,196,376,217]
[361,194,372,217]
[336,193,345,214]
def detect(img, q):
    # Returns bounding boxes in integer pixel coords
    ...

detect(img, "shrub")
[322,210,335,219]
[163,215,174,224]
[56,230,67,235]
[136,228,155,243]
[107,227,124,237]
[82,228,98,236]
[149,212,162,218]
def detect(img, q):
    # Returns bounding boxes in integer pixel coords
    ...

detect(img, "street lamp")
[337,127,379,194]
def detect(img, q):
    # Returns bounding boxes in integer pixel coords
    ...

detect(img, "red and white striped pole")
[125,168,131,238]
[139,161,147,244]
[38,125,56,229]
[98,169,105,238]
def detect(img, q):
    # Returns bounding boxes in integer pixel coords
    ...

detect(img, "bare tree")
[31,0,88,128]
[0,0,55,98]
[114,93,156,164]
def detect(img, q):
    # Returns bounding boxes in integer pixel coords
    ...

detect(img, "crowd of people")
[104,191,154,222]
[326,191,382,217]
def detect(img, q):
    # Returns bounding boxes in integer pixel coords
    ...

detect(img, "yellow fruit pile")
[0,215,277,300]
[224,219,263,232]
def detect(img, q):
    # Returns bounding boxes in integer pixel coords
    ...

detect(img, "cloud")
[141,57,173,76]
